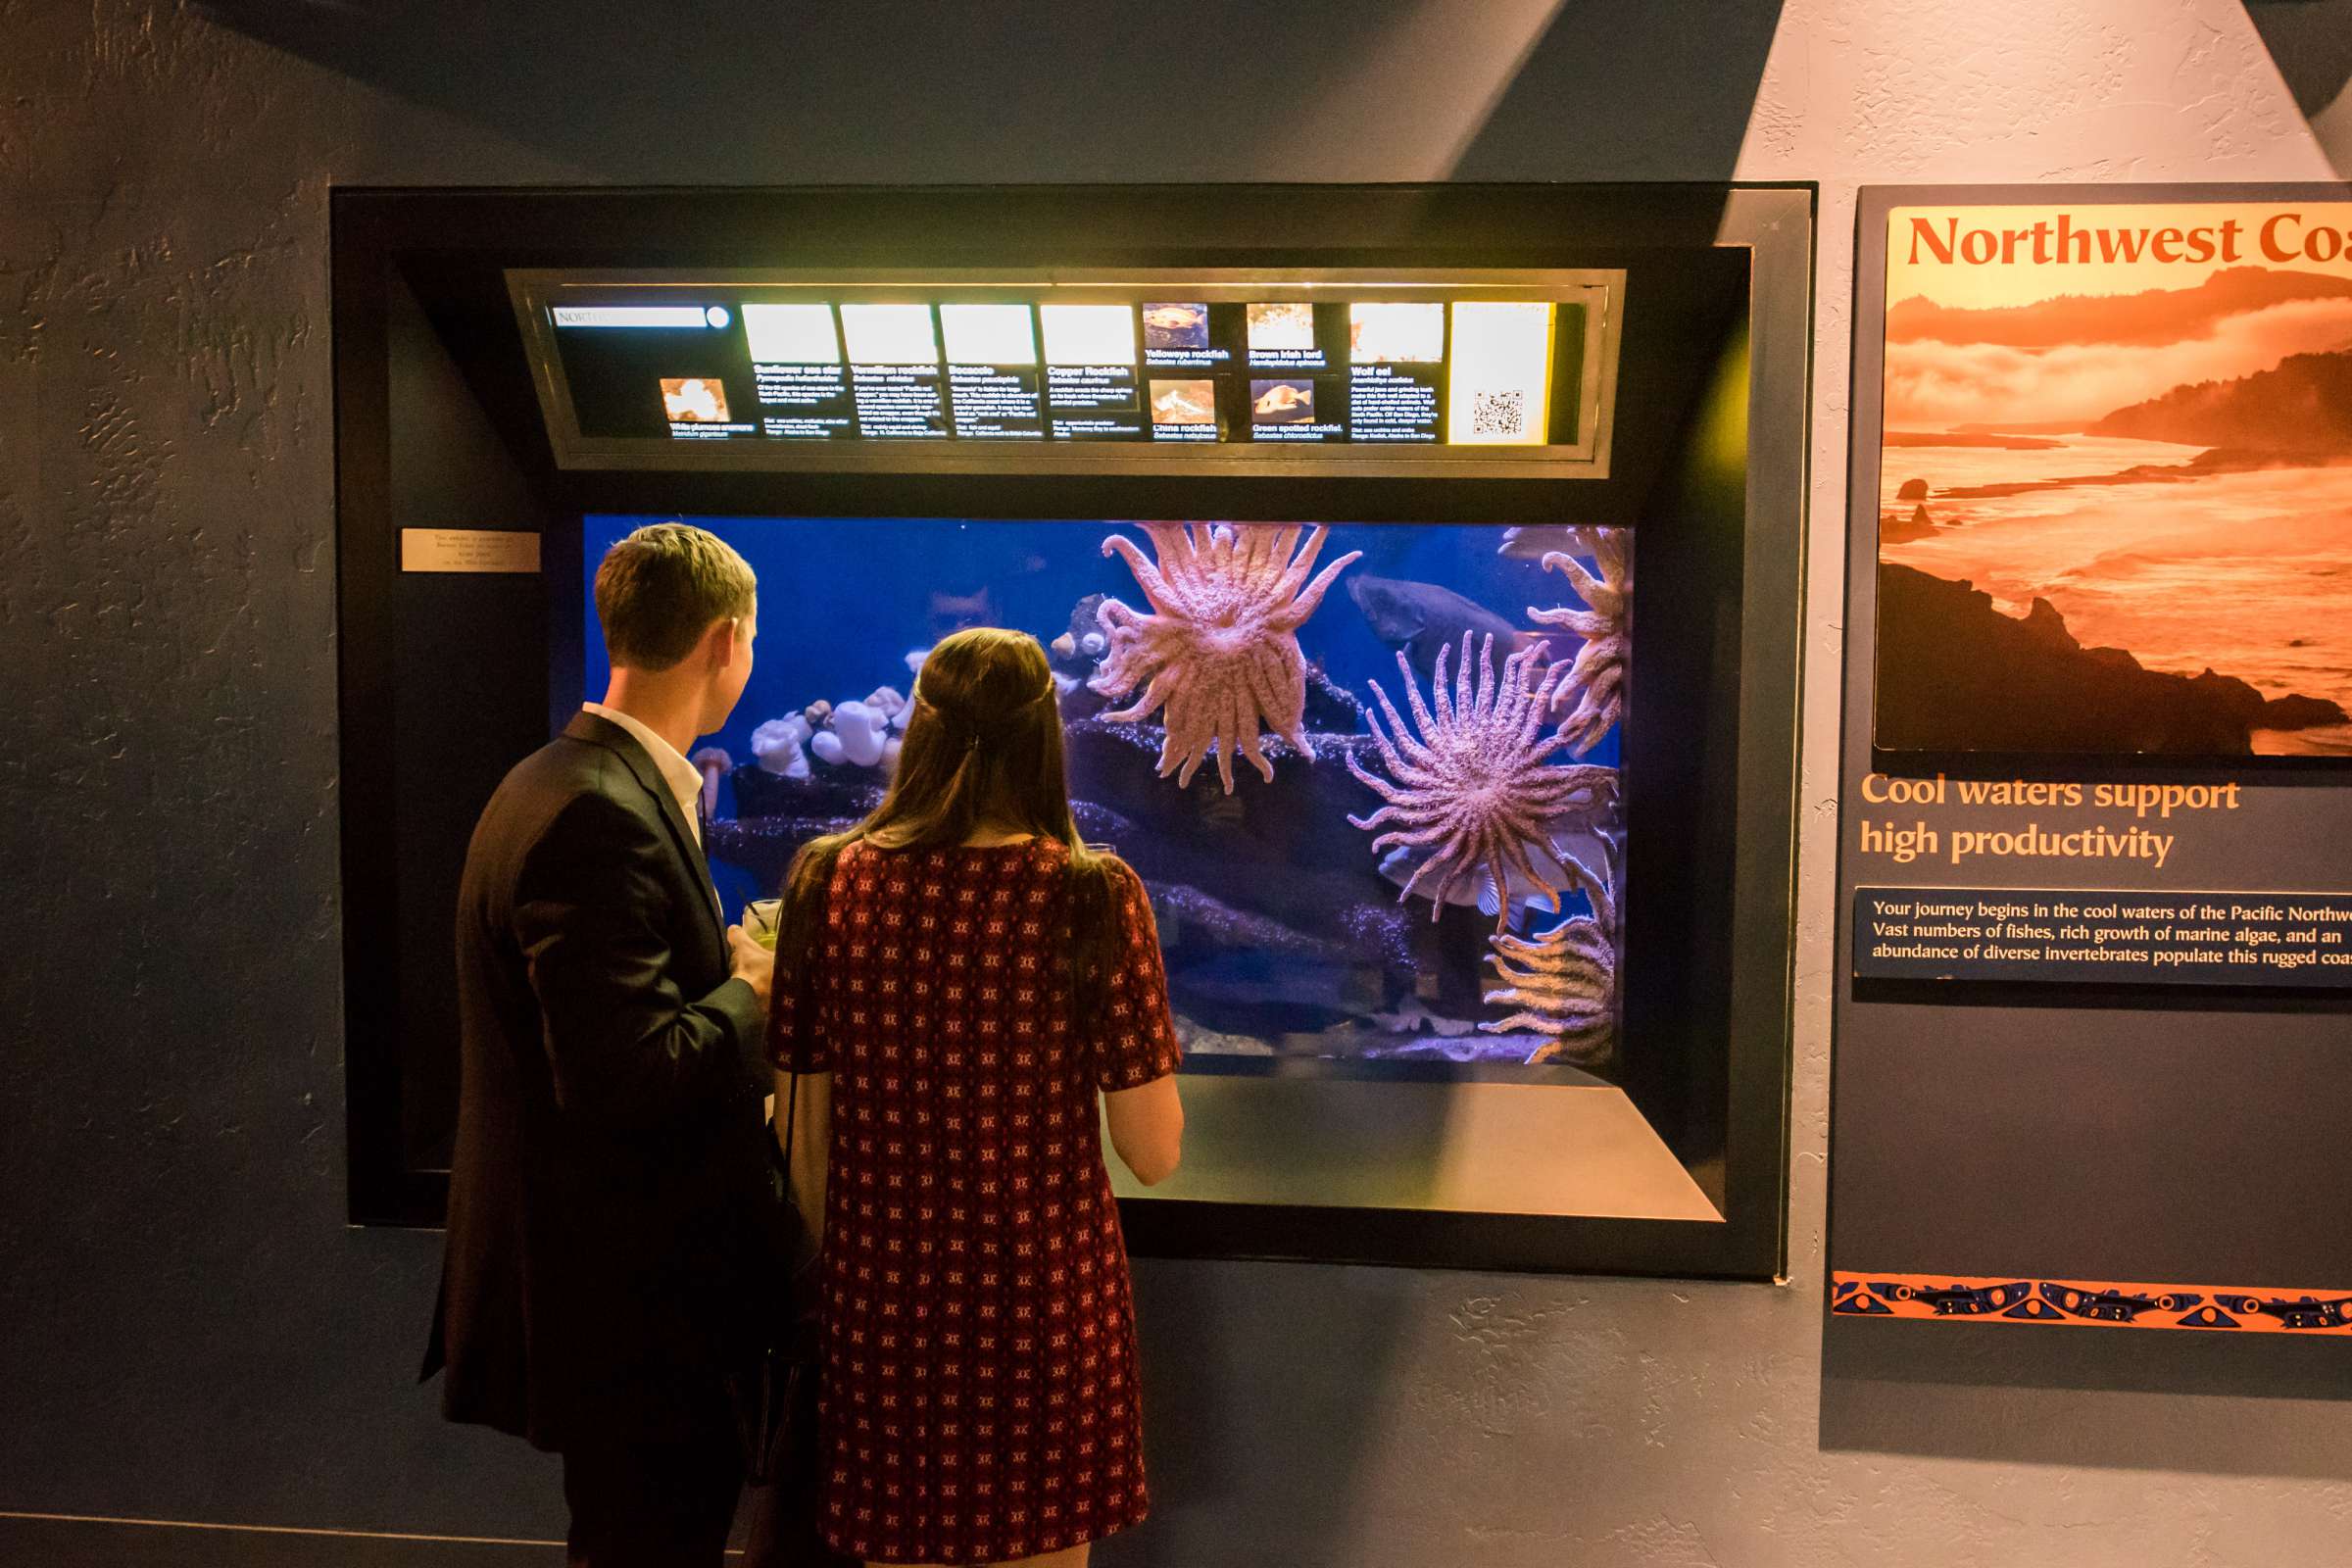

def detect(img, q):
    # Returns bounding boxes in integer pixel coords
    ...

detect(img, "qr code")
[1470,388,1527,438]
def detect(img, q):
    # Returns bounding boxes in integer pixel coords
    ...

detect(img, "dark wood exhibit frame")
[334,184,1813,1278]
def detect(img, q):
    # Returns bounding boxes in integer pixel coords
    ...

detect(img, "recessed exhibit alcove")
[336,184,1811,1279]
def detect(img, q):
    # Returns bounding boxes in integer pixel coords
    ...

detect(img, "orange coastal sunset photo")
[1873,202,2352,759]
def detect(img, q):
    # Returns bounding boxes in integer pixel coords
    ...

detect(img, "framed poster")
[1832,185,2352,1339]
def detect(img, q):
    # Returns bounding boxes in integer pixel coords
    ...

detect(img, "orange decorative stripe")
[1832,1271,2352,1333]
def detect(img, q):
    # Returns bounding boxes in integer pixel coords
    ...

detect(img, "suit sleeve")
[1087,860,1183,1092]
[511,789,761,1130]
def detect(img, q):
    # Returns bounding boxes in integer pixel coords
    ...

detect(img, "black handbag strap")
[776,853,827,1194]
[780,1044,823,1284]
[781,1061,801,1200]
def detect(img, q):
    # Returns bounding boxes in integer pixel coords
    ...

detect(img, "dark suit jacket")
[424,710,779,1452]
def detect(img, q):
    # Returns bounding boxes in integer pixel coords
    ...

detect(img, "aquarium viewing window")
[511,269,1624,480]
[577,512,1706,1228]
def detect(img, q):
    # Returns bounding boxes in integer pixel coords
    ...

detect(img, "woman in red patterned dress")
[766,627,1186,1568]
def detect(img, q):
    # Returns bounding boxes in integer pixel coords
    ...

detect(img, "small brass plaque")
[401,528,541,574]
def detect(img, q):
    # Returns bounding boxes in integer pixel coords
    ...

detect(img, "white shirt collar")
[583,702,707,843]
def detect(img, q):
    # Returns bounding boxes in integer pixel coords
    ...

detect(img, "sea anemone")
[749,717,811,780]
[811,700,890,768]
[689,747,732,818]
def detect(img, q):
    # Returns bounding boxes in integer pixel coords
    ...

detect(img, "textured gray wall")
[3,1,2348,1562]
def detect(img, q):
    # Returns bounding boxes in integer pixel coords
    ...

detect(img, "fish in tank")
[581,514,1632,1072]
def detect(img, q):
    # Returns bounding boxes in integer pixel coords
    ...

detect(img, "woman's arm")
[1104,1073,1183,1186]
[1090,858,1187,1187]
[774,1067,831,1241]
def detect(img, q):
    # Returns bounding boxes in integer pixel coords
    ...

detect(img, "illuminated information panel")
[514,269,1622,477]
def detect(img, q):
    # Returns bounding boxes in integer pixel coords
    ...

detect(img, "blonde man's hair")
[593,522,757,672]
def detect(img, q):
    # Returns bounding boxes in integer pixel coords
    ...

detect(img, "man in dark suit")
[426,521,780,1566]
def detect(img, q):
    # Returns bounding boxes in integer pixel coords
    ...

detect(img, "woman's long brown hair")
[771,626,1122,1021]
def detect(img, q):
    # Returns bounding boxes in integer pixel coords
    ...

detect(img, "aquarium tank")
[581,514,1632,1073]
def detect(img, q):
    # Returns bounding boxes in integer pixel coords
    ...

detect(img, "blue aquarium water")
[581,514,1629,1071]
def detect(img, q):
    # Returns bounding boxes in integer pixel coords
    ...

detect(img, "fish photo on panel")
[1250,379,1315,424]
[1142,301,1210,352]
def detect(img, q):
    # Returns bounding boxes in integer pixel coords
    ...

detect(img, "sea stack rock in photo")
[1874,565,2347,755]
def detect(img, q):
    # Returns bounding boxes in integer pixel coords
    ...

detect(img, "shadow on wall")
[1821,1315,2352,1481]
[2244,0,2352,118]
[2244,0,2352,173]
[1119,1258,1413,1566]
[196,0,1786,183]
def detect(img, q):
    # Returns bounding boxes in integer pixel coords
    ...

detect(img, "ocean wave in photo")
[1882,435,2352,755]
